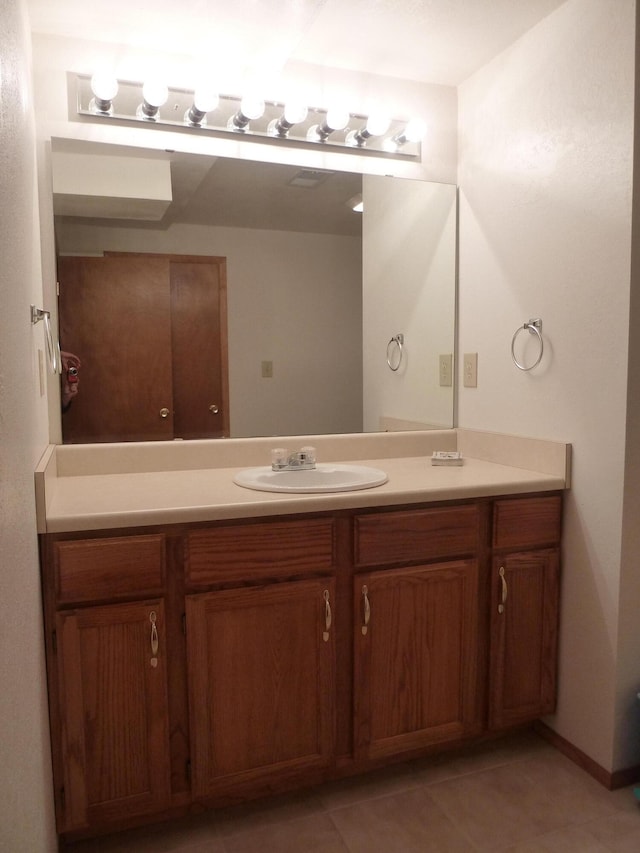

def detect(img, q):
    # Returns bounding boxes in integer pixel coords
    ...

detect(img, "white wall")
[363,176,457,431]
[458,0,636,772]
[56,220,363,436]
[0,1,57,850]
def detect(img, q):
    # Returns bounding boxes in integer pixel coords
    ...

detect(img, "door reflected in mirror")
[52,140,456,442]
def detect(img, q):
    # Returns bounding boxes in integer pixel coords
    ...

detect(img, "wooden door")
[354,560,480,761]
[55,600,171,832]
[58,255,174,442]
[489,549,560,729]
[186,579,335,799]
[58,253,229,442]
[170,260,228,439]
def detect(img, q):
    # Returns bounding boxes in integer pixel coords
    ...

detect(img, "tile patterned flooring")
[65,731,640,852]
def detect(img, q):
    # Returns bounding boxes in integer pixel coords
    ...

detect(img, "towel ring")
[31,304,61,374]
[511,318,544,371]
[387,334,404,371]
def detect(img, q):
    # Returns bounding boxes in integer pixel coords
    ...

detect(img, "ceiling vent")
[288,169,335,189]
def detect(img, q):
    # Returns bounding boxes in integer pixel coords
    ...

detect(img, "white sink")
[233,463,388,494]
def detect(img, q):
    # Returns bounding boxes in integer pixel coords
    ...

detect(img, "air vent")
[288,169,335,188]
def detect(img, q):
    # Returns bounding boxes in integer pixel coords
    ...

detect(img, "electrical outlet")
[261,360,273,378]
[463,353,478,388]
[439,354,452,387]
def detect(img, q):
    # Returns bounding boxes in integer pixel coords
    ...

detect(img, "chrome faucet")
[271,446,316,471]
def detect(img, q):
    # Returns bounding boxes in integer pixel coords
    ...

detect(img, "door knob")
[209,404,219,414]
[159,407,170,418]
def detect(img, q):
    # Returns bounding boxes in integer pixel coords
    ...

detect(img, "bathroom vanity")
[35,429,569,841]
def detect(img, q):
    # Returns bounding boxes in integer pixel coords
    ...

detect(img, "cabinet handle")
[150,610,159,667]
[361,585,370,636]
[498,566,508,614]
[323,589,331,642]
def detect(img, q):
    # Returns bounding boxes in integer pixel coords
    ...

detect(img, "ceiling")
[43,1,567,236]
[27,0,566,87]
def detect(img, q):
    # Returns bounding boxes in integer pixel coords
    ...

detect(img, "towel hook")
[511,318,544,371]
[386,333,404,371]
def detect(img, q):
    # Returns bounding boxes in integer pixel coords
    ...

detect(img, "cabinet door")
[55,600,172,831]
[354,560,480,761]
[186,579,335,799]
[489,549,560,729]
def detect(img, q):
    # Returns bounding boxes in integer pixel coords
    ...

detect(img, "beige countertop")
[37,438,569,533]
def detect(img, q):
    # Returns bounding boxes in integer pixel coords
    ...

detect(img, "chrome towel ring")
[31,304,61,374]
[387,333,404,371]
[511,318,544,371]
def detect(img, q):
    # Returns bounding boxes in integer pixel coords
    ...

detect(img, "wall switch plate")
[463,352,478,387]
[261,360,273,378]
[439,354,453,387]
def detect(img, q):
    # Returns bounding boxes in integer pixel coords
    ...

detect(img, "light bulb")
[404,117,427,142]
[325,108,349,132]
[193,88,219,114]
[283,103,308,125]
[365,113,391,137]
[142,79,168,109]
[90,73,118,101]
[240,95,265,121]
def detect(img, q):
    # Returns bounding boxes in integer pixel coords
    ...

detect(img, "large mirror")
[52,139,456,442]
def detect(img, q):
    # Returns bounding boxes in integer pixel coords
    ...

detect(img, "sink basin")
[233,463,388,494]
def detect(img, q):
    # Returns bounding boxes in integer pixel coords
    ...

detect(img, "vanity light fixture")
[306,107,350,142]
[136,79,169,120]
[185,87,220,126]
[268,102,309,137]
[89,73,118,115]
[74,74,423,160]
[228,95,266,131]
[346,113,391,147]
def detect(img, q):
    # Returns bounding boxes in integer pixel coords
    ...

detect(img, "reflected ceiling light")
[268,102,309,137]
[346,113,391,147]
[136,79,169,120]
[347,193,363,212]
[228,95,265,131]
[385,117,427,150]
[89,73,118,114]
[185,87,220,126]
[306,107,350,142]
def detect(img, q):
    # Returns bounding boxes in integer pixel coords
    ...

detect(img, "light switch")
[261,360,273,378]
[439,354,453,387]
[463,353,478,388]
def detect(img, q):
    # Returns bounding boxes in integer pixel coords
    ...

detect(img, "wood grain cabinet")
[488,496,562,729]
[352,504,484,760]
[44,534,171,833]
[40,492,562,840]
[186,579,336,799]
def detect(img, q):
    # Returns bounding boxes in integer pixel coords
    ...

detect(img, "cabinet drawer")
[54,535,165,604]
[493,495,562,550]
[185,518,335,586]
[354,505,479,567]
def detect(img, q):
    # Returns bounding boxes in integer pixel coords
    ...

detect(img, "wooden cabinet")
[186,579,335,799]
[43,533,173,835]
[55,599,172,831]
[354,560,480,760]
[40,491,562,840]
[489,496,562,729]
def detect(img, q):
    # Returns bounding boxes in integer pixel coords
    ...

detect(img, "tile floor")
[65,731,640,852]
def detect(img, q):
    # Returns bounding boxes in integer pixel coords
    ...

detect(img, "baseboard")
[533,720,640,790]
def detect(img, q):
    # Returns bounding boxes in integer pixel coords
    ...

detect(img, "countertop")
[39,451,568,533]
